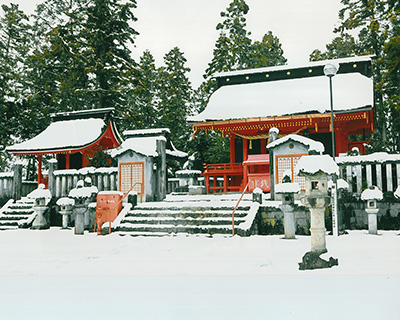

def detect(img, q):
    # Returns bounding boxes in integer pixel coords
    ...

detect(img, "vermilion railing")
[202,163,243,173]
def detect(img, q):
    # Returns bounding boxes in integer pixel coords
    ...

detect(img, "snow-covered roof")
[214,55,372,78]
[111,136,166,158]
[189,73,373,123]
[336,152,400,164]
[7,118,106,154]
[361,186,383,201]
[267,134,324,153]
[275,182,301,194]
[295,154,339,176]
[123,128,171,138]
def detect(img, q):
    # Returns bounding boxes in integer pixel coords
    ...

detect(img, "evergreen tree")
[157,47,193,150]
[125,50,159,130]
[312,0,400,152]
[0,4,31,168]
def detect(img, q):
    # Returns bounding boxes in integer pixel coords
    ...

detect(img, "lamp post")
[324,63,339,237]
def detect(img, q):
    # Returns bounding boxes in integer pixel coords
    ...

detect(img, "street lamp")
[323,63,339,160]
[324,63,339,237]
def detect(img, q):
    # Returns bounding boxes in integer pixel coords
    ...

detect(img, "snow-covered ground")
[0,229,399,319]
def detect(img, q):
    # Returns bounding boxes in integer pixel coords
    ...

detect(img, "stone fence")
[0,165,36,200]
[52,167,118,198]
[336,152,400,195]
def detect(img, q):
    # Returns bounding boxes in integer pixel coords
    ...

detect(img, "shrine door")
[275,154,306,191]
[119,162,144,202]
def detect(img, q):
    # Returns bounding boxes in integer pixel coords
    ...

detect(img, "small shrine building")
[189,56,375,193]
[6,108,122,185]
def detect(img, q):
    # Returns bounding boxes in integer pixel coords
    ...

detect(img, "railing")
[53,167,118,198]
[203,163,243,173]
[336,152,400,194]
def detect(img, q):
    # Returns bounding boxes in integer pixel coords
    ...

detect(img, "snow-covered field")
[0,229,399,319]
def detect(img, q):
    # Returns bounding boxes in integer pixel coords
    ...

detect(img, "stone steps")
[0,198,36,230]
[115,194,259,237]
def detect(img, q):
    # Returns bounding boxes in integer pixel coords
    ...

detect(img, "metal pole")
[329,75,339,237]
[329,75,336,160]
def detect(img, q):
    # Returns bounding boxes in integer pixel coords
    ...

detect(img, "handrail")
[95,182,141,234]
[231,179,252,236]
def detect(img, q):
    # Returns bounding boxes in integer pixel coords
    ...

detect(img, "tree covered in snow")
[157,47,193,151]
[0,4,31,168]
[310,0,400,153]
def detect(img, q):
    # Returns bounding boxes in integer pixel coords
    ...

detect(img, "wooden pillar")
[386,163,393,192]
[261,139,267,154]
[376,164,382,190]
[243,138,248,162]
[366,164,373,187]
[229,134,235,164]
[66,153,70,169]
[81,151,88,168]
[38,155,43,186]
[335,129,348,155]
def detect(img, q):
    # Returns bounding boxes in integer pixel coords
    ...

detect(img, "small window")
[311,181,319,190]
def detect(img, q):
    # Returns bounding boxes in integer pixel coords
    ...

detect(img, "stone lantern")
[295,155,339,270]
[275,180,300,239]
[69,180,94,235]
[28,184,52,230]
[361,186,383,235]
[56,197,75,229]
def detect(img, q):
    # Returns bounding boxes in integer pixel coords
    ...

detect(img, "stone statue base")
[298,251,338,271]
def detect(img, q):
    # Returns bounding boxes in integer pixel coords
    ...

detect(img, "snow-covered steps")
[116,194,260,237]
[0,198,36,230]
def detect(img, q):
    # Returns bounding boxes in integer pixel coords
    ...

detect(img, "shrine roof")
[267,134,325,153]
[189,56,374,123]
[111,128,187,159]
[7,108,121,155]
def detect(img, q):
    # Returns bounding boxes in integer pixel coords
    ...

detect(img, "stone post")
[276,182,300,240]
[74,202,86,235]
[12,163,22,201]
[361,186,383,235]
[48,159,57,198]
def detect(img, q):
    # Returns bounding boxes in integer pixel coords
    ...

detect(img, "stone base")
[298,251,338,271]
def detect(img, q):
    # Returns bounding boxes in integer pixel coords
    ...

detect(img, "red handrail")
[95,182,141,234]
[231,179,252,236]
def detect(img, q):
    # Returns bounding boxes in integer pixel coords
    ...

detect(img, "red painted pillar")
[243,138,248,162]
[229,134,236,164]
[66,153,70,169]
[335,129,348,156]
[37,155,42,186]
[261,139,267,154]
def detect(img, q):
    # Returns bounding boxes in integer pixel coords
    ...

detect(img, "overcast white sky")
[4,0,344,88]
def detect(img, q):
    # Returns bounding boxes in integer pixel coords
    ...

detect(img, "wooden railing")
[336,152,400,194]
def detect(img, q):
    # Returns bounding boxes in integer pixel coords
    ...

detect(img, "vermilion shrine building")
[7,108,122,185]
[189,56,375,194]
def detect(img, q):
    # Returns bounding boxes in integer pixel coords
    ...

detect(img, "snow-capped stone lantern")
[295,155,339,270]
[275,171,300,239]
[56,197,75,229]
[28,183,52,230]
[361,186,383,235]
[68,180,96,235]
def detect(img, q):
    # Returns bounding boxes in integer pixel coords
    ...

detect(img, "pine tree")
[0,4,31,168]
[125,50,159,130]
[157,47,193,151]
[338,0,399,151]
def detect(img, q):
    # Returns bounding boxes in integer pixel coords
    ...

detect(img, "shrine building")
[189,56,375,194]
[6,108,122,186]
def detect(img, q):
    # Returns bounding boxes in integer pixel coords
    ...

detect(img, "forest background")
[0,0,399,176]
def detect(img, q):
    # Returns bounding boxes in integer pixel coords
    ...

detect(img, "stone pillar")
[281,204,296,239]
[309,206,327,253]
[48,160,57,198]
[74,203,86,235]
[366,208,379,235]
[12,164,22,201]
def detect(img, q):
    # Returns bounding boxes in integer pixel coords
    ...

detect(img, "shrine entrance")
[119,162,144,202]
